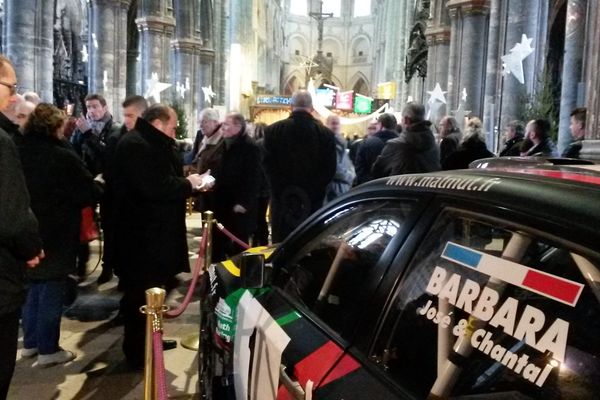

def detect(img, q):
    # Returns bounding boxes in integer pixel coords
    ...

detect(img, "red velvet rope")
[165,226,208,318]
[216,222,250,249]
[152,330,168,400]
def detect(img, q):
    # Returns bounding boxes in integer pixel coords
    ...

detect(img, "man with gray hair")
[372,103,440,177]
[354,112,398,184]
[264,89,336,242]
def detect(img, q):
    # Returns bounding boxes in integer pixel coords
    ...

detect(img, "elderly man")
[499,120,525,157]
[264,90,336,242]
[112,104,206,369]
[0,54,43,399]
[324,114,355,202]
[372,103,440,178]
[354,113,398,184]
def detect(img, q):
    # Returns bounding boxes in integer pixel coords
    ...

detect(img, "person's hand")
[233,204,247,214]
[75,116,91,133]
[26,249,45,268]
[186,173,204,189]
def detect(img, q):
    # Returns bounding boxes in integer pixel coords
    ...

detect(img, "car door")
[363,202,600,399]
[251,196,429,399]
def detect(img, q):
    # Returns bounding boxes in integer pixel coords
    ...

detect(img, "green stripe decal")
[276,311,302,326]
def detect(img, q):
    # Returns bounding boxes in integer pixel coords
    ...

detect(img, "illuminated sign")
[256,96,292,105]
[335,90,354,110]
[354,96,373,114]
[377,81,396,99]
[315,88,335,107]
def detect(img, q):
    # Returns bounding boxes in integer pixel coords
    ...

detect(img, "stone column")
[498,0,545,129]
[126,1,140,96]
[88,0,131,116]
[447,0,490,118]
[557,0,587,155]
[5,0,54,100]
[172,0,202,137]
[425,0,451,120]
[136,0,175,98]
[584,0,600,140]
[483,0,501,149]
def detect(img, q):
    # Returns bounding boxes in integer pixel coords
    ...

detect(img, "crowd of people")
[0,47,589,398]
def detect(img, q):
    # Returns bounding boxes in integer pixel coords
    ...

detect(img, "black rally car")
[201,166,600,400]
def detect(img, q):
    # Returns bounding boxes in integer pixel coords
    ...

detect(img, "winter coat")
[355,129,398,184]
[561,139,583,159]
[0,111,23,147]
[522,137,558,157]
[112,117,192,280]
[19,134,94,281]
[499,135,525,157]
[439,132,461,164]
[325,133,356,202]
[371,121,441,178]
[264,111,336,241]
[0,129,42,314]
[442,138,495,170]
[213,131,261,237]
[70,114,121,176]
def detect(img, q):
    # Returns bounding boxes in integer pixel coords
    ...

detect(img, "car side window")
[273,200,415,339]
[371,209,600,399]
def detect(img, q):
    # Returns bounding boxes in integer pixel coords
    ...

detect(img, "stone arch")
[349,72,370,95]
[322,36,342,60]
[283,73,304,95]
[350,34,371,58]
[287,33,309,57]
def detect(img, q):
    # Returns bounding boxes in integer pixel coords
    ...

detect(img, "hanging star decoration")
[176,80,188,99]
[81,45,89,63]
[144,72,172,104]
[426,83,447,120]
[501,34,534,84]
[102,70,108,94]
[453,88,471,131]
[202,85,216,104]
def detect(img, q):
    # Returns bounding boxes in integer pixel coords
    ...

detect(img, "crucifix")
[309,1,333,52]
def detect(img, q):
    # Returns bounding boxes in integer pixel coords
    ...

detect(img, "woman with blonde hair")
[18,103,94,366]
[442,117,495,170]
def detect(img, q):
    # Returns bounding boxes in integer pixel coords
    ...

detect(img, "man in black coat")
[264,90,336,242]
[354,113,398,184]
[212,112,261,260]
[499,120,525,157]
[0,55,43,399]
[112,104,205,369]
[562,108,586,159]
[372,104,441,178]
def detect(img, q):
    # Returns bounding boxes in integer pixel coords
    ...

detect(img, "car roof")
[354,167,600,240]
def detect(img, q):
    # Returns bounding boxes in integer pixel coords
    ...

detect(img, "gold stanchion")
[143,288,166,400]
[181,211,214,351]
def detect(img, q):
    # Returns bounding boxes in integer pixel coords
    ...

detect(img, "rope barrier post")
[204,211,214,273]
[143,287,166,400]
[181,211,214,351]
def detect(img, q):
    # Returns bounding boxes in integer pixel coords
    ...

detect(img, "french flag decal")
[442,242,585,307]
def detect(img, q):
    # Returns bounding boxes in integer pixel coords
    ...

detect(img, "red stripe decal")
[492,168,600,185]
[276,384,294,400]
[522,269,582,305]
[293,341,343,388]
[320,353,361,387]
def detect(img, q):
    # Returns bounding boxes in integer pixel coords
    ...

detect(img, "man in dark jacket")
[499,120,525,157]
[562,107,586,159]
[0,55,43,399]
[212,112,261,260]
[112,104,205,369]
[438,116,461,164]
[372,103,441,178]
[522,119,558,157]
[354,113,398,184]
[264,90,336,242]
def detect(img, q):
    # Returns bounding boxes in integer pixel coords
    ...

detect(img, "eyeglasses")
[0,81,18,95]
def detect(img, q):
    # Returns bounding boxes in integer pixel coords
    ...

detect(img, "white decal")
[387,175,502,192]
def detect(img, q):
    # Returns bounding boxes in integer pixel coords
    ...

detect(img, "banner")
[335,90,354,110]
[354,96,373,114]
[377,81,396,99]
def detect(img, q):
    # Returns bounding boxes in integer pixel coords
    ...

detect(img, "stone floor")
[9,214,205,400]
